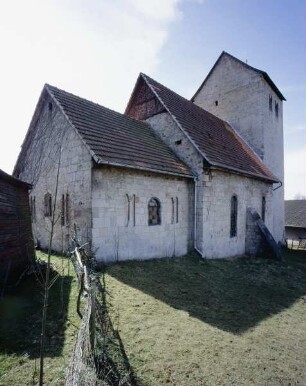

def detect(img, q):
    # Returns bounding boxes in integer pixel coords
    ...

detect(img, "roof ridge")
[45,84,153,128]
[141,73,230,127]
[137,73,278,183]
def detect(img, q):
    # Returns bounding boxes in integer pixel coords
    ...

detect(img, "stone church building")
[14,52,285,261]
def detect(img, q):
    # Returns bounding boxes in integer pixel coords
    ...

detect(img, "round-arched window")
[148,197,161,226]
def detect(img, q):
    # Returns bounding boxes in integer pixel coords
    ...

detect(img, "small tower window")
[230,195,238,238]
[44,193,52,217]
[269,96,272,111]
[215,100,218,106]
[175,139,182,145]
[48,102,53,112]
[275,102,279,117]
[148,197,161,226]
[261,196,266,223]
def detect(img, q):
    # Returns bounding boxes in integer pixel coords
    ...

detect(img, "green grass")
[106,249,306,386]
[0,252,80,385]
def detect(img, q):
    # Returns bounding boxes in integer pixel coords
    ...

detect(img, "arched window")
[44,193,52,217]
[148,197,161,226]
[261,196,266,222]
[230,195,238,238]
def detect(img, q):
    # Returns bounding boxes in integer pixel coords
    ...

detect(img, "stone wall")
[201,170,273,258]
[193,54,284,243]
[16,94,92,252]
[146,112,204,251]
[91,166,193,262]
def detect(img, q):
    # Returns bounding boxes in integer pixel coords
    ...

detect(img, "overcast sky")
[0,0,305,199]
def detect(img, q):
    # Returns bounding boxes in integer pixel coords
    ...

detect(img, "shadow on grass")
[0,269,73,358]
[108,250,306,335]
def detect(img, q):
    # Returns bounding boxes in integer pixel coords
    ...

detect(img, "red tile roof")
[138,74,278,183]
[46,85,192,178]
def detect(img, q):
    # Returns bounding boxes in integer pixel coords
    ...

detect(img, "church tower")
[192,52,285,243]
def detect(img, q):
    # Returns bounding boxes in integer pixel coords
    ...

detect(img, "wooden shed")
[0,169,35,285]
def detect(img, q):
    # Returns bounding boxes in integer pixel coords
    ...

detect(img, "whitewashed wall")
[91,166,193,262]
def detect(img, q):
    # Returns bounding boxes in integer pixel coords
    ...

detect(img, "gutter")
[94,158,194,180]
[273,181,282,191]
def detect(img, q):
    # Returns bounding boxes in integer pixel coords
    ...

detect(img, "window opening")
[148,197,161,226]
[61,194,65,225]
[65,193,69,224]
[262,196,266,222]
[269,96,272,111]
[44,193,52,217]
[230,195,238,237]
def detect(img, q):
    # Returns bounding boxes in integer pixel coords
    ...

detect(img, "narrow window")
[275,102,279,117]
[261,196,266,222]
[175,139,182,145]
[44,193,52,217]
[65,193,70,225]
[176,197,179,223]
[230,195,238,238]
[269,95,272,111]
[61,194,65,225]
[215,100,218,106]
[133,194,136,227]
[126,194,130,227]
[171,197,175,224]
[148,197,161,226]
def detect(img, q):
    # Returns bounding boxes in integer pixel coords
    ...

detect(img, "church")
[13,52,285,261]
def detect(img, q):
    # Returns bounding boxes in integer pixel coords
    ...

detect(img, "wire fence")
[65,234,135,386]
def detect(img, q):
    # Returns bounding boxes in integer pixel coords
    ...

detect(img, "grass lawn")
[106,250,306,386]
[0,252,80,386]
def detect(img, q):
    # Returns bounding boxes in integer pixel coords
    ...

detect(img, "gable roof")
[192,51,286,102]
[15,85,192,179]
[285,200,306,228]
[126,73,279,183]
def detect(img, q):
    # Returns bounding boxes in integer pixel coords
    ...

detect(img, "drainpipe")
[194,177,204,257]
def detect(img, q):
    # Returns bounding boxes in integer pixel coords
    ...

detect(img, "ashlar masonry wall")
[193,54,284,243]
[16,94,92,252]
[146,112,205,252]
[92,166,193,262]
[146,111,274,258]
[201,170,273,258]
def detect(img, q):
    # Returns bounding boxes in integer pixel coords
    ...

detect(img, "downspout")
[194,177,204,257]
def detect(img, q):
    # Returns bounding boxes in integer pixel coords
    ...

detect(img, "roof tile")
[46,85,192,178]
[140,74,278,183]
